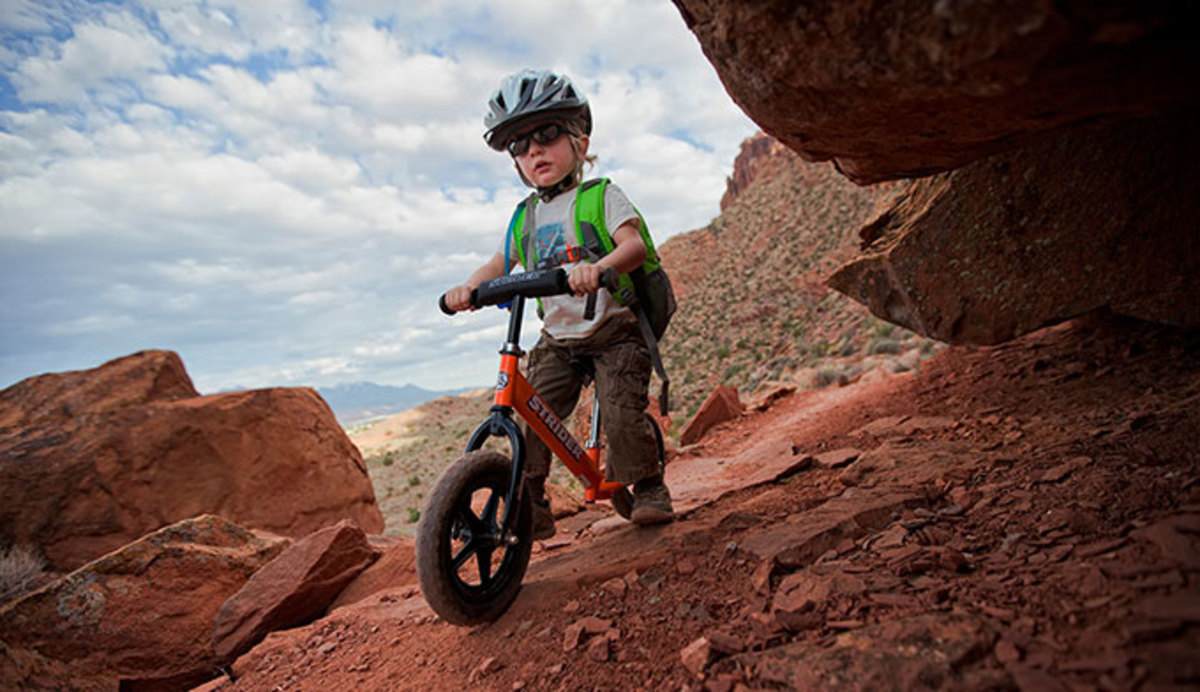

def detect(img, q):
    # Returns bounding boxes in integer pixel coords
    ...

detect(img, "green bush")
[869,338,902,355]
[406,508,421,523]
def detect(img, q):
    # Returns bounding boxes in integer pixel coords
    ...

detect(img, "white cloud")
[0,0,757,394]
[13,11,170,104]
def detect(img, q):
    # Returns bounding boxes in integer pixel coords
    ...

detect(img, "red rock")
[706,630,745,655]
[586,636,610,663]
[680,637,714,675]
[995,639,1022,664]
[545,482,585,519]
[212,520,381,661]
[737,612,994,688]
[0,515,286,691]
[741,488,922,571]
[829,116,1200,344]
[328,536,416,610]
[579,616,613,635]
[814,448,861,469]
[749,381,797,412]
[772,566,866,622]
[0,351,384,571]
[562,622,586,652]
[600,577,627,599]
[673,1,1194,184]
[679,386,742,446]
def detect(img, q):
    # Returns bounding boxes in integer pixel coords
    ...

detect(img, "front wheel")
[416,451,532,625]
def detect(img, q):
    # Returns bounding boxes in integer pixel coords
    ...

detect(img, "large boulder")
[0,351,384,571]
[828,114,1200,343]
[0,514,288,691]
[212,519,381,661]
[671,0,1198,183]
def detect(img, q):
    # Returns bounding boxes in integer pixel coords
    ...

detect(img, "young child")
[444,69,673,538]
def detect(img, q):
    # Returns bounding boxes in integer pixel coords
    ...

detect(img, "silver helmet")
[483,69,592,151]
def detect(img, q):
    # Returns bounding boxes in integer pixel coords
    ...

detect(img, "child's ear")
[573,134,590,158]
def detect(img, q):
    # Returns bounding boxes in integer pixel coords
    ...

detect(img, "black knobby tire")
[416,451,532,625]
[610,412,668,520]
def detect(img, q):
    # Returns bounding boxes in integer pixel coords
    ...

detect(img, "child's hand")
[444,284,476,312]
[568,264,606,295]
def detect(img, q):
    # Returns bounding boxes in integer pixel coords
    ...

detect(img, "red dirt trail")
[216,313,1200,691]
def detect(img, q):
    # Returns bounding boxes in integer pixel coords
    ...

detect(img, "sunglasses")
[507,122,573,157]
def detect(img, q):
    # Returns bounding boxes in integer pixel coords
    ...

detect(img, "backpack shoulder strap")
[510,193,538,269]
[574,178,613,255]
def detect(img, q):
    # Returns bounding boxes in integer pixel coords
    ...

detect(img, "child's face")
[510,121,586,188]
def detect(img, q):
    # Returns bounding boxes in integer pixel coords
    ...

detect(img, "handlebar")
[439,267,617,316]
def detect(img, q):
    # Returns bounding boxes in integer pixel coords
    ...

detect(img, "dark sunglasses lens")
[531,123,562,145]
[507,123,566,156]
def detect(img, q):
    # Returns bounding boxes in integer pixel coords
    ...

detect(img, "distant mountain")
[317,382,472,427]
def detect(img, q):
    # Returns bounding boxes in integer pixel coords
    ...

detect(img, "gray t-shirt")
[500,183,640,339]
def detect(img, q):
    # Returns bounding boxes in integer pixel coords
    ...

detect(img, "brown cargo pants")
[523,315,660,490]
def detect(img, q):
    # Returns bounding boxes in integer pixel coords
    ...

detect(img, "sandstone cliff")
[672,0,1198,346]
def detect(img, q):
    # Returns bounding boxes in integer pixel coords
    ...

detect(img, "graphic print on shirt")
[536,221,567,263]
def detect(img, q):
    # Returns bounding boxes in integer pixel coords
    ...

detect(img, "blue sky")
[0,0,757,393]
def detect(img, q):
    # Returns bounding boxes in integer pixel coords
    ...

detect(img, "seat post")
[587,393,602,449]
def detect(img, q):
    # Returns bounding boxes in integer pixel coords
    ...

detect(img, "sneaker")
[631,478,674,525]
[531,499,556,540]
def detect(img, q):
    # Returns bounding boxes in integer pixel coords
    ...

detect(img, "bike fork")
[466,407,527,545]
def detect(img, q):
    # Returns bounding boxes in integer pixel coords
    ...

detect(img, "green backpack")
[507,177,676,412]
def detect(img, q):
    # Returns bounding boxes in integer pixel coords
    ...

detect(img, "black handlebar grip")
[438,293,456,315]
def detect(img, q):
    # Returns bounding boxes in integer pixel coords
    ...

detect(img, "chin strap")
[536,174,577,202]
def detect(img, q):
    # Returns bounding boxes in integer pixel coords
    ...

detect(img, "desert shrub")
[869,338,902,355]
[874,321,896,339]
[406,508,421,523]
[1,545,46,604]
[407,475,421,487]
[814,366,841,389]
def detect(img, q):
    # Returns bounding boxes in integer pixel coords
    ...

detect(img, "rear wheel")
[416,451,532,625]
[609,412,667,520]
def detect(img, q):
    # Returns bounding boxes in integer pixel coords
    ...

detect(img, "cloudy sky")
[0,0,757,394]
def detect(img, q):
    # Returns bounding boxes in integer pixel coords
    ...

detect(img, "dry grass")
[0,544,46,604]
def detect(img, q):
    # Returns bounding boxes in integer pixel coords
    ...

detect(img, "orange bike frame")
[494,353,624,502]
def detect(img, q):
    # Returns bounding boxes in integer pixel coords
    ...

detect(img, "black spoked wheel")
[610,412,668,520]
[416,451,532,625]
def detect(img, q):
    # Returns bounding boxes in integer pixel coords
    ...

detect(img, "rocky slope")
[656,134,935,427]
[208,310,1200,692]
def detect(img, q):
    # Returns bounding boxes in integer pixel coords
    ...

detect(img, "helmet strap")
[536,172,578,202]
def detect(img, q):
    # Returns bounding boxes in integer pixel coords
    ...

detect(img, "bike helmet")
[483,69,592,151]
